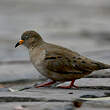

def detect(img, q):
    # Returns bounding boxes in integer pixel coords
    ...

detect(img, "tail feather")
[104,64,110,69]
[95,62,110,70]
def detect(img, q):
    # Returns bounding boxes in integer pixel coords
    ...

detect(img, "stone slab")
[0,88,109,110]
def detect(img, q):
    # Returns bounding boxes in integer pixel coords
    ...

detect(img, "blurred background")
[1,0,110,83]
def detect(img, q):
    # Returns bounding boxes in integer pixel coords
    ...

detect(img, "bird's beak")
[15,40,24,48]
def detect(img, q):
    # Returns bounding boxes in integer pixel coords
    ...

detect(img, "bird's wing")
[44,51,108,74]
[44,51,85,74]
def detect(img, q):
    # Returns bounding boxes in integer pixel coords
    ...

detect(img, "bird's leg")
[35,81,56,88]
[58,79,78,89]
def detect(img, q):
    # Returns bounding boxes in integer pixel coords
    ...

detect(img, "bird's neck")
[28,39,45,50]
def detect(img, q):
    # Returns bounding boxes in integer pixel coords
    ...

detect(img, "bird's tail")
[97,62,110,70]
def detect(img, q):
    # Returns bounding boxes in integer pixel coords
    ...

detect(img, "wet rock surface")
[1,0,110,110]
[0,88,110,110]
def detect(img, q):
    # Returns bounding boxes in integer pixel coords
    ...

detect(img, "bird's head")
[15,30,43,48]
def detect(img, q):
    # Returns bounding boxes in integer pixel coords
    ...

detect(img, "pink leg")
[35,81,56,88]
[58,79,78,89]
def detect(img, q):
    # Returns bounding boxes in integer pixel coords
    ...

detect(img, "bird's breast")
[29,48,47,76]
[29,48,46,65]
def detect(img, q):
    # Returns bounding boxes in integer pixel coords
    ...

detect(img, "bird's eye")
[25,36,29,39]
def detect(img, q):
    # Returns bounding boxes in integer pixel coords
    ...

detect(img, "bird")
[15,30,110,88]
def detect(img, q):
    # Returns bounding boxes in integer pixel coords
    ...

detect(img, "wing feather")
[44,50,108,75]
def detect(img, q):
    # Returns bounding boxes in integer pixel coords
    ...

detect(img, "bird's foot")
[58,85,78,89]
[57,79,78,89]
[35,81,56,88]
[57,85,72,89]
[73,85,78,88]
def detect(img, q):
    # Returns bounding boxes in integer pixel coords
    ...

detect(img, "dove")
[15,31,110,88]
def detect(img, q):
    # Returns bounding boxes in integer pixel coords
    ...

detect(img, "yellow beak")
[15,40,24,48]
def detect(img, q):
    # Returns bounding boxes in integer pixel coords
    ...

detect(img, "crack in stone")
[0,97,71,103]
